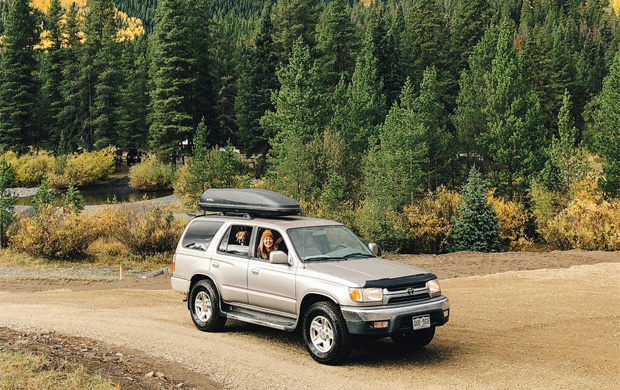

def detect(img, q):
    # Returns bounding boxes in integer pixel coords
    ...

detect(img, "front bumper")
[341,296,450,335]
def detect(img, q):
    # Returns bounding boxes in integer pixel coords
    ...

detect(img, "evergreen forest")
[1,0,620,252]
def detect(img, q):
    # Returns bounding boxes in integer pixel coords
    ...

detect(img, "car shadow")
[222,319,461,366]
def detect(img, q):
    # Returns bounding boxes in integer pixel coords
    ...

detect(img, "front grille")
[388,294,430,305]
[385,282,427,292]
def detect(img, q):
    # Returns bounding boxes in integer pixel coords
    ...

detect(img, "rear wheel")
[189,280,226,332]
[391,326,435,349]
[302,302,351,365]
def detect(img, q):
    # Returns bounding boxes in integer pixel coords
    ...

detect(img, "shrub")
[129,155,175,190]
[64,148,115,187]
[352,200,409,252]
[2,150,56,187]
[10,206,98,259]
[0,158,16,249]
[489,192,532,251]
[174,145,249,210]
[403,188,461,254]
[541,180,620,250]
[107,203,185,254]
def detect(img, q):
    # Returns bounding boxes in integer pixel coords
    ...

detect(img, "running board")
[224,306,297,331]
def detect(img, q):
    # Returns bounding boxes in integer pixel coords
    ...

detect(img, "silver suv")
[171,189,450,365]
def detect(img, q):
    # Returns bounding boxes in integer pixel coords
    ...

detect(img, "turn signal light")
[172,254,176,273]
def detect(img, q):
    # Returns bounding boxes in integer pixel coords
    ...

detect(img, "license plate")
[412,315,431,330]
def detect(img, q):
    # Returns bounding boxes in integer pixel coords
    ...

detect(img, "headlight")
[349,288,383,303]
[426,279,441,297]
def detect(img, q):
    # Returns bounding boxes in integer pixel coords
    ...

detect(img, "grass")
[0,244,171,273]
[0,351,114,390]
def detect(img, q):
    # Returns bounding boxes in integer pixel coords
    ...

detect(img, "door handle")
[212,262,219,268]
[251,269,259,275]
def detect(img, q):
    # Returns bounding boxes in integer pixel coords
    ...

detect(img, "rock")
[176,383,184,388]
[84,352,95,359]
[115,352,123,357]
[156,372,166,380]
[145,371,155,378]
[80,347,88,352]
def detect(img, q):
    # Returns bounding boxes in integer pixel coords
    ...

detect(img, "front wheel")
[189,280,227,332]
[302,301,351,365]
[391,326,435,349]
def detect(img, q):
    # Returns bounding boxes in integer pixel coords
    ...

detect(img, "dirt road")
[1,252,619,389]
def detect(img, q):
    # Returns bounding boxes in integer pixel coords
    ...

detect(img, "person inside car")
[257,230,279,260]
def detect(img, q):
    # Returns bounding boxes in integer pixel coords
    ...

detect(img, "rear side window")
[217,225,253,257]
[182,221,224,251]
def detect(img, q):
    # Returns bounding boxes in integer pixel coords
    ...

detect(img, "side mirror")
[368,243,379,256]
[269,251,289,265]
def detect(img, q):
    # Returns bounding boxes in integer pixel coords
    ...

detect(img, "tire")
[302,301,351,365]
[391,326,435,349]
[189,280,227,332]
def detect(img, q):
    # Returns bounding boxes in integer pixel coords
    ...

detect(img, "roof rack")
[199,189,301,218]
[203,211,253,219]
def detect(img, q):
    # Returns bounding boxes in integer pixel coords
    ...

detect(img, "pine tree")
[453,26,499,171]
[57,3,84,153]
[260,37,324,144]
[368,8,403,108]
[363,78,426,210]
[117,37,149,151]
[62,180,85,212]
[0,158,16,249]
[315,0,357,89]
[187,0,218,136]
[399,0,446,88]
[0,0,41,152]
[148,0,195,161]
[260,38,324,200]
[414,67,454,191]
[40,0,65,152]
[522,25,565,132]
[450,167,502,253]
[235,4,279,156]
[480,22,547,198]
[593,51,620,196]
[539,91,590,193]
[329,31,386,159]
[452,0,493,70]
[31,175,55,215]
[272,0,318,62]
[85,0,122,150]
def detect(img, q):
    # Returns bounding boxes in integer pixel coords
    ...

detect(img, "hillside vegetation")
[0,0,620,254]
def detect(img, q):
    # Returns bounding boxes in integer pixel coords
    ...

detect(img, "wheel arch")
[297,293,339,330]
[188,274,218,310]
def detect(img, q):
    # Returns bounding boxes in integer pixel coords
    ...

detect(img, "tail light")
[172,253,176,273]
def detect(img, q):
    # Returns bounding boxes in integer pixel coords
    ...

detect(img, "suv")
[171,189,449,365]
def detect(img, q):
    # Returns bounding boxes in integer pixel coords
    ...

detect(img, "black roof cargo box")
[199,188,301,217]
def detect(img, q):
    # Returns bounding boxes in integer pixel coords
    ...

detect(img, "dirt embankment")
[0,250,618,390]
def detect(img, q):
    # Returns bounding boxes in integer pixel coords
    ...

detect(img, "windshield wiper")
[303,256,333,262]
[341,253,374,259]
[304,253,374,262]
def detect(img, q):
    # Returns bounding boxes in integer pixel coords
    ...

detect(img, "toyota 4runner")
[171,189,450,365]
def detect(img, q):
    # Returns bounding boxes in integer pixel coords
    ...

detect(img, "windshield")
[287,225,374,262]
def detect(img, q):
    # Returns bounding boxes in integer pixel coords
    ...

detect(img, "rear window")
[182,221,224,251]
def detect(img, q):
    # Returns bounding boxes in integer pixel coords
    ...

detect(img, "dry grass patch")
[0,351,114,390]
